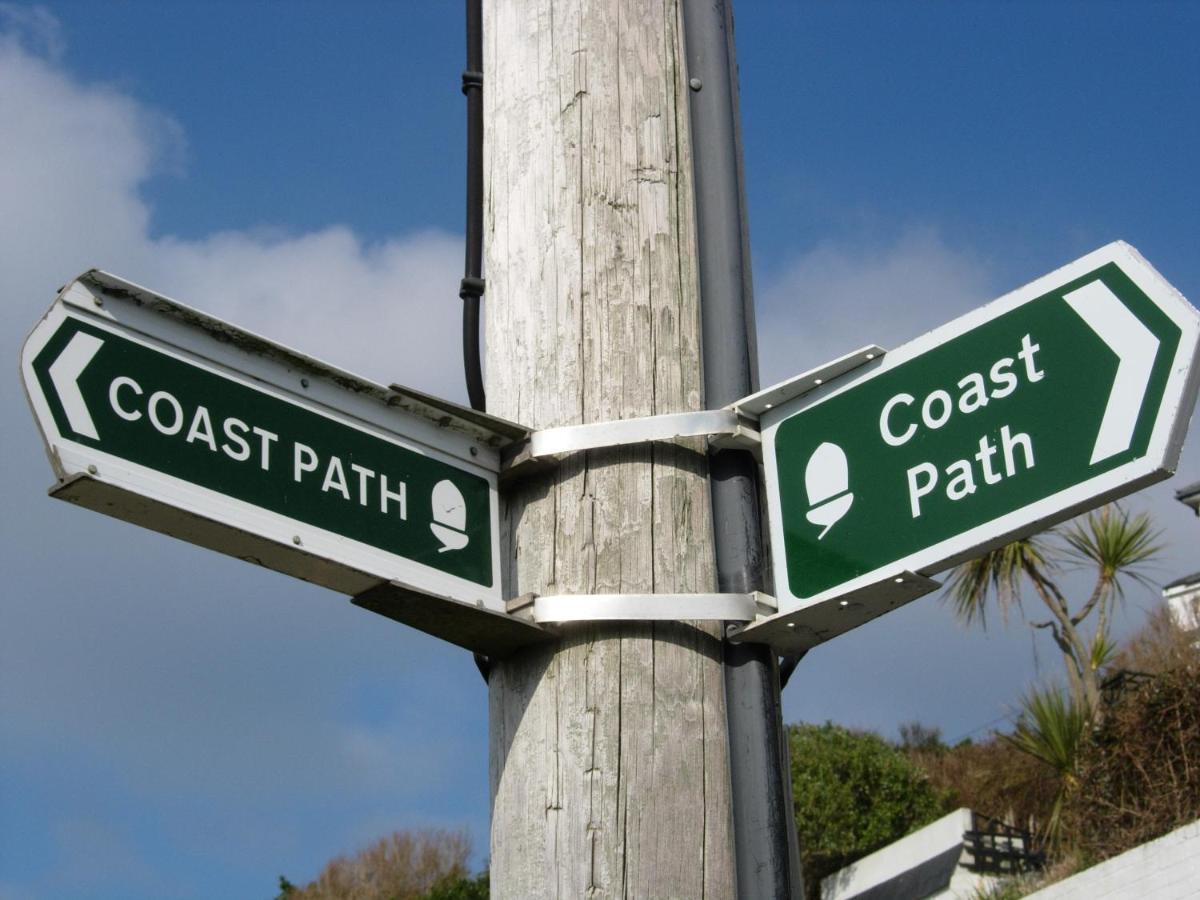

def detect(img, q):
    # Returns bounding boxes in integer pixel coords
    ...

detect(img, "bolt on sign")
[740,242,1200,651]
[21,271,505,611]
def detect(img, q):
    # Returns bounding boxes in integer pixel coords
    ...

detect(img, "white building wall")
[1164,581,1200,632]
[1024,819,1200,900]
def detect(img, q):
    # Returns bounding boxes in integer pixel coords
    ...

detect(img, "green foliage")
[1006,689,1088,780]
[276,875,297,898]
[911,613,1200,883]
[1062,658,1200,864]
[1088,630,1118,673]
[1060,506,1160,594]
[966,879,1026,900]
[789,723,952,898]
[946,534,1055,627]
[283,828,474,900]
[1003,687,1089,846]
[908,732,1056,841]
[897,721,946,753]
[422,871,489,900]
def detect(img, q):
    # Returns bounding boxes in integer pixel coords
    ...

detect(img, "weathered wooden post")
[483,1,738,895]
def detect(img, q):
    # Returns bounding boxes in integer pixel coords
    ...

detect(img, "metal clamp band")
[528,408,758,459]
[507,344,886,474]
[531,591,776,623]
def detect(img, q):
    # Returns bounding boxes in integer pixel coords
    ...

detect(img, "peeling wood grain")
[484,2,736,897]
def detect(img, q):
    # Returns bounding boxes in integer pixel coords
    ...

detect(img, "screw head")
[87,464,98,475]
[688,77,702,91]
[92,296,103,307]
[300,378,310,389]
[292,535,302,546]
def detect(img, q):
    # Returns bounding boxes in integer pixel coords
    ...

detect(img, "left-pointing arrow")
[48,331,105,440]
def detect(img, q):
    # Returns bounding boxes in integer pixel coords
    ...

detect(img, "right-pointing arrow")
[48,331,105,440]
[1064,280,1160,465]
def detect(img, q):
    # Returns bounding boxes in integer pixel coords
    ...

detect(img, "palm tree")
[1004,686,1090,847]
[945,505,1161,716]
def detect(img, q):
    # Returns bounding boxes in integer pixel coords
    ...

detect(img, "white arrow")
[1063,280,1159,465]
[48,331,105,440]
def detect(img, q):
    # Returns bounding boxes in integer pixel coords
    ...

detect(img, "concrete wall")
[1025,819,1200,900]
[821,809,1000,900]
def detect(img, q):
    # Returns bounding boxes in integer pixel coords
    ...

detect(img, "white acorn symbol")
[804,442,854,540]
[430,479,470,553]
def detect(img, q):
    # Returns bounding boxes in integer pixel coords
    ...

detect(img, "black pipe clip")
[460,276,486,301]
[461,70,483,95]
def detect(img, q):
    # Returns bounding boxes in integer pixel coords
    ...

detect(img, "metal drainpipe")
[680,1,803,896]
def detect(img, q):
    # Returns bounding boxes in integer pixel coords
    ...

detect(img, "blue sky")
[1,2,1197,898]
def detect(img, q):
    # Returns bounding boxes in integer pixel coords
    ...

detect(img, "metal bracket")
[353,581,554,658]
[500,346,888,479]
[730,345,887,419]
[531,591,777,624]
[529,408,758,458]
[502,408,761,481]
[727,570,941,653]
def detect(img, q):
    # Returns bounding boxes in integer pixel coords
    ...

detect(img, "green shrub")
[422,871,488,900]
[789,723,952,898]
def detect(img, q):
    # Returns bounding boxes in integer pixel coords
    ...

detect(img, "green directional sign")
[747,243,1200,646]
[22,271,505,610]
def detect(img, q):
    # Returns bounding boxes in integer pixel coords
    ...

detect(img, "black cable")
[461,0,486,413]
[464,0,489,684]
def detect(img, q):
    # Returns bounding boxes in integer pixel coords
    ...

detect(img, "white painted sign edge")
[756,241,1200,620]
[21,280,505,610]
[66,271,510,468]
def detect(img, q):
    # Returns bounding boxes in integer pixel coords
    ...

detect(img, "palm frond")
[1005,686,1089,775]
[944,534,1056,629]
[1003,686,1089,846]
[1061,505,1163,599]
[1088,631,1118,674]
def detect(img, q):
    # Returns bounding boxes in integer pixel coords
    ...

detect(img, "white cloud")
[0,3,64,61]
[754,228,997,385]
[0,26,465,400]
[143,226,464,396]
[0,24,177,306]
